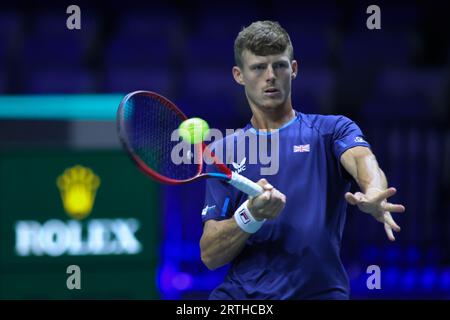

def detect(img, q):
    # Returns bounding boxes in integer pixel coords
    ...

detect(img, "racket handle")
[228,172,264,197]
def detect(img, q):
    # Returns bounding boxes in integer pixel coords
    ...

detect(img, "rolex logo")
[56,165,100,220]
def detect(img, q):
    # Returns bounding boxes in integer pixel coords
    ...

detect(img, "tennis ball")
[178,117,210,144]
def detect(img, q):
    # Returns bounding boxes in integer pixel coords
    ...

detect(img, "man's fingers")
[345,192,360,205]
[373,187,397,202]
[257,189,284,205]
[257,189,286,219]
[272,189,286,203]
[383,202,406,213]
[264,198,280,212]
[269,201,285,216]
[384,212,401,232]
[256,179,274,192]
[384,223,396,241]
[252,190,271,207]
[264,190,286,211]
[257,178,271,188]
[261,190,272,201]
[261,203,284,220]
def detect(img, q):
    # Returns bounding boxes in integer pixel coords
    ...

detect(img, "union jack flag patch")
[293,144,310,153]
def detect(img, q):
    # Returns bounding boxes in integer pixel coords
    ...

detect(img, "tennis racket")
[116,90,263,197]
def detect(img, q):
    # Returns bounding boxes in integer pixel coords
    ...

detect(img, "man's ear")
[232,66,245,85]
[291,60,298,79]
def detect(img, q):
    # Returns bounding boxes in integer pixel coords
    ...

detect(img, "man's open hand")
[345,187,406,241]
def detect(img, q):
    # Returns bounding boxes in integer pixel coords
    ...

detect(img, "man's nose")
[266,65,275,81]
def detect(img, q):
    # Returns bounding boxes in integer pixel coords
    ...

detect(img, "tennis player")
[200,21,405,299]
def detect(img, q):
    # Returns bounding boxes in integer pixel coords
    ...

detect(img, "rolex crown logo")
[57,165,100,219]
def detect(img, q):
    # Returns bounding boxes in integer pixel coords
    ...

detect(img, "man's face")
[233,49,297,111]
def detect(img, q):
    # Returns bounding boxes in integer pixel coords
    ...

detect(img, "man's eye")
[274,63,287,69]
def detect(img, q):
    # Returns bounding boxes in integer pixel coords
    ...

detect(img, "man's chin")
[259,99,285,110]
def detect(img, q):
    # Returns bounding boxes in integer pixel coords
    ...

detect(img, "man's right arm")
[200,218,251,270]
[200,178,286,270]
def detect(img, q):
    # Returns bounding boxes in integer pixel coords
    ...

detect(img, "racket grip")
[229,172,264,197]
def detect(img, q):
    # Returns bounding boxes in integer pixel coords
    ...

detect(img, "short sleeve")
[332,116,371,161]
[201,164,236,223]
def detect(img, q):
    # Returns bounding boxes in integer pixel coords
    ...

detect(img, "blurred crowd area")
[0,0,449,298]
[0,1,448,123]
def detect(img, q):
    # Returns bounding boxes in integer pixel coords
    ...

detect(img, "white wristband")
[233,200,266,234]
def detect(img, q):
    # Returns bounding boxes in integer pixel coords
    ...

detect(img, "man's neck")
[250,103,295,131]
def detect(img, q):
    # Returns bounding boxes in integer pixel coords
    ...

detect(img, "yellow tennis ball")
[179,117,210,144]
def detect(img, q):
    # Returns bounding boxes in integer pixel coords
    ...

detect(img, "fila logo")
[293,144,310,153]
[232,157,246,174]
[238,208,250,224]
[201,205,216,216]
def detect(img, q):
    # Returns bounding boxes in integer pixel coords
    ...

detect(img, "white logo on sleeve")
[201,205,216,216]
[354,137,366,143]
[231,157,246,174]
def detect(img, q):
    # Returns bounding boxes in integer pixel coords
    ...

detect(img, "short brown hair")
[234,20,294,67]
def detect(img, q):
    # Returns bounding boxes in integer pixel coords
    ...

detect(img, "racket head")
[117,90,207,184]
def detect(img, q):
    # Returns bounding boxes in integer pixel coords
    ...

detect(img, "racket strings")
[122,94,200,181]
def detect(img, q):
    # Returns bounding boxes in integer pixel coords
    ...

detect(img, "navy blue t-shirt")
[201,111,371,300]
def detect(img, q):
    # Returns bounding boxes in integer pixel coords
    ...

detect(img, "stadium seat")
[23,68,96,93]
[104,67,173,94]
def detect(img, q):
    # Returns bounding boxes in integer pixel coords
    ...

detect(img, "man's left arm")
[340,146,406,241]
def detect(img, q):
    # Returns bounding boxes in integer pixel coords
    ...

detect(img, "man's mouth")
[263,87,280,97]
